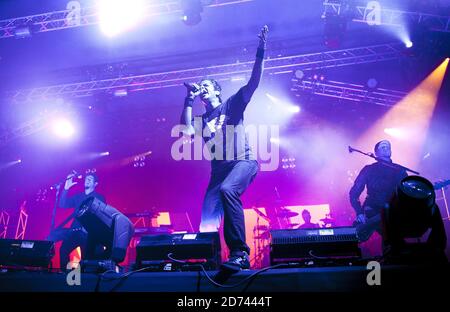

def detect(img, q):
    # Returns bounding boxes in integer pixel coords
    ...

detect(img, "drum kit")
[251,205,335,240]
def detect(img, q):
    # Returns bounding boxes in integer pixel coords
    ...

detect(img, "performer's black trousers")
[200,160,258,255]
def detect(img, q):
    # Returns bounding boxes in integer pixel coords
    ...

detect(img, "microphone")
[348,146,354,153]
[183,82,200,93]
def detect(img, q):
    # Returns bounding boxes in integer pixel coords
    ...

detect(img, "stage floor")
[0,264,448,292]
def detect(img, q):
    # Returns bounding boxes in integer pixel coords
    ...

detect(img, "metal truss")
[0,114,51,147]
[14,201,28,240]
[0,211,10,239]
[291,78,407,107]
[7,43,405,102]
[323,1,450,33]
[0,0,253,39]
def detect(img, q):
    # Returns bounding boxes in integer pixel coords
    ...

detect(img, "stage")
[0,264,448,293]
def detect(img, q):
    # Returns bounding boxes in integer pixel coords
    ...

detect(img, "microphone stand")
[348,146,420,175]
[50,182,62,232]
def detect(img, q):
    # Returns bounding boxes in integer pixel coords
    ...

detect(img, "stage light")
[113,89,128,97]
[367,78,378,89]
[383,176,447,264]
[383,127,408,139]
[294,69,305,80]
[51,118,75,138]
[100,151,110,156]
[355,58,449,168]
[14,26,31,38]
[181,0,203,26]
[288,105,301,113]
[76,197,134,268]
[98,0,147,37]
[405,40,413,48]
[270,137,280,144]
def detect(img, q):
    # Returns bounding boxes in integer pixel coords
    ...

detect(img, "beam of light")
[355,58,449,168]
[98,0,147,37]
[100,151,110,156]
[0,159,22,171]
[384,127,409,139]
[265,93,301,115]
[120,150,152,167]
[51,118,75,138]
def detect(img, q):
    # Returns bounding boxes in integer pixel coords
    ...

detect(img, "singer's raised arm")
[241,25,268,103]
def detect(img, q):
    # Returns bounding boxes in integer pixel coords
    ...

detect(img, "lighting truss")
[323,1,450,33]
[291,78,407,107]
[0,0,254,39]
[0,114,51,147]
[6,43,405,102]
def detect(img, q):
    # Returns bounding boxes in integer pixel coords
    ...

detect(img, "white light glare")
[98,0,147,37]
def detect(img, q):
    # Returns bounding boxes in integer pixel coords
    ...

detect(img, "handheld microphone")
[348,146,354,153]
[183,82,200,93]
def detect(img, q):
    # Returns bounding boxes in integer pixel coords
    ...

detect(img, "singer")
[51,171,105,269]
[179,25,268,271]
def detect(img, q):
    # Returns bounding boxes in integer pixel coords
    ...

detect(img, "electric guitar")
[353,214,381,243]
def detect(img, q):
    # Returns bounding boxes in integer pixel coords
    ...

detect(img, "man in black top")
[349,140,408,242]
[181,26,268,271]
[56,171,105,269]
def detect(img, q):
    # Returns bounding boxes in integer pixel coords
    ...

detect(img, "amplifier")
[135,232,221,270]
[0,239,55,268]
[270,227,361,265]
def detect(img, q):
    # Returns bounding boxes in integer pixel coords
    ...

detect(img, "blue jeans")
[200,160,258,255]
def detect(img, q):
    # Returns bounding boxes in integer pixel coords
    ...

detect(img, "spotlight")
[383,176,447,264]
[181,0,203,26]
[113,89,128,97]
[100,151,110,156]
[405,41,413,48]
[367,78,378,89]
[270,137,280,144]
[98,0,146,37]
[76,197,134,268]
[294,69,305,80]
[51,118,75,138]
[14,26,32,39]
[288,106,301,113]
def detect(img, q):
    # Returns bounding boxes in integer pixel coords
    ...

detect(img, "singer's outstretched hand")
[258,25,269,49]
[64,172,78,190]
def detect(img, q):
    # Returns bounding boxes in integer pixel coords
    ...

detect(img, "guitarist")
[48,171,105,270]
[349,140,408,243]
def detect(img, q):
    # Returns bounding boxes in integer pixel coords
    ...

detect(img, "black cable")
[168,253,287,289]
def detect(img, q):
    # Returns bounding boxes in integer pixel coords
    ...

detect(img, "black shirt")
[195,88,255,163]
[59,190,106,229]
[349,161,407,216]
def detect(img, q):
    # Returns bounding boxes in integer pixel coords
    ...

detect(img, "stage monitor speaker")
[0,239,55,268]
[135,232,221,271]
[270,227,361,265]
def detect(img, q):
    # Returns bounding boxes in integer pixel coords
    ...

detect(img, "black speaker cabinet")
[136,232,221,270]
[270,227,361,265]
[0,239,55,268]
